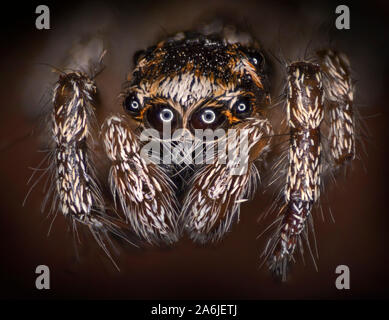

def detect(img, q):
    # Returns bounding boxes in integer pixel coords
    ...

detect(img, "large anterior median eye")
[231,97,253,118]
[201,110,216,124]
[146,105,178,132]
[190,107,226,130]
[123,92,141,115]
[160,108,174,122]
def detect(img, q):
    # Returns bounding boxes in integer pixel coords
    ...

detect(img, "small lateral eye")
[123,93,141,114]
[133,49,146,66]
[241,48,264,69]
[237,102,247,112]
[250,52,264,67]
[232,97,253,117]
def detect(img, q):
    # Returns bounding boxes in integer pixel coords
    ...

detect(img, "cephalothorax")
[41,22,355,279]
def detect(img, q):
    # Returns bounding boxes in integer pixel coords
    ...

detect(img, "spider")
[37,21,355,280]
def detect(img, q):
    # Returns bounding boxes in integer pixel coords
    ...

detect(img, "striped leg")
[102,115,179,244]
[52,72,105,229]
[317,50,355,166]
[267,63,324,279]
[183,118,273,243]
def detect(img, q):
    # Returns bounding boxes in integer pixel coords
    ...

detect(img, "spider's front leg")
[267,51,355,279]
[52,71,115,238]
[267,62,324,278]
[183,117,273,243]
[101,115,179,244]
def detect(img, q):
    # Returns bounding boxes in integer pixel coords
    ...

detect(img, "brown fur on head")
[121,29,271,135]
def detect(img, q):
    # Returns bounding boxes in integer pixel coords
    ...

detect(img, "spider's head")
[122,31,270,138]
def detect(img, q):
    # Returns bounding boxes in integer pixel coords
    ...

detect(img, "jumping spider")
[39,22,355,280]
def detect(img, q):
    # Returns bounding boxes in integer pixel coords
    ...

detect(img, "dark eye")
[159,108,174,122]
[232,97,253,118]
[241,48,264,69]
[201,110,216,124]
[146,105,177,132]
[123,93,141,114]
[133,49,146,66]
[190,108,226,130]
[249,52,264,67]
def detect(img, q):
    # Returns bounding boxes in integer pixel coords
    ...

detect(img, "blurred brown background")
[0,0,388,299]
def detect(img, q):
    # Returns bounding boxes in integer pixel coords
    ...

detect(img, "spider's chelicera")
[40,22,355,279]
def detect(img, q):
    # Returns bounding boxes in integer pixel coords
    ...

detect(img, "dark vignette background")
[0,0,388,299]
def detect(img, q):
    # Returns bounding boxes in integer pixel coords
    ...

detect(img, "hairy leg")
[102,115,179,244]
[52,71,105,228]
[49,71,131,266]
[183,117,273,243]
[317,49,355,166]
[266,62,324,279]
[266,50,355,279]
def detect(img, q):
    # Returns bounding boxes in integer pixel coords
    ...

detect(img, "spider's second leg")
[102,115,179,244]
[317,49,355,167]
[266,62,325,278]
